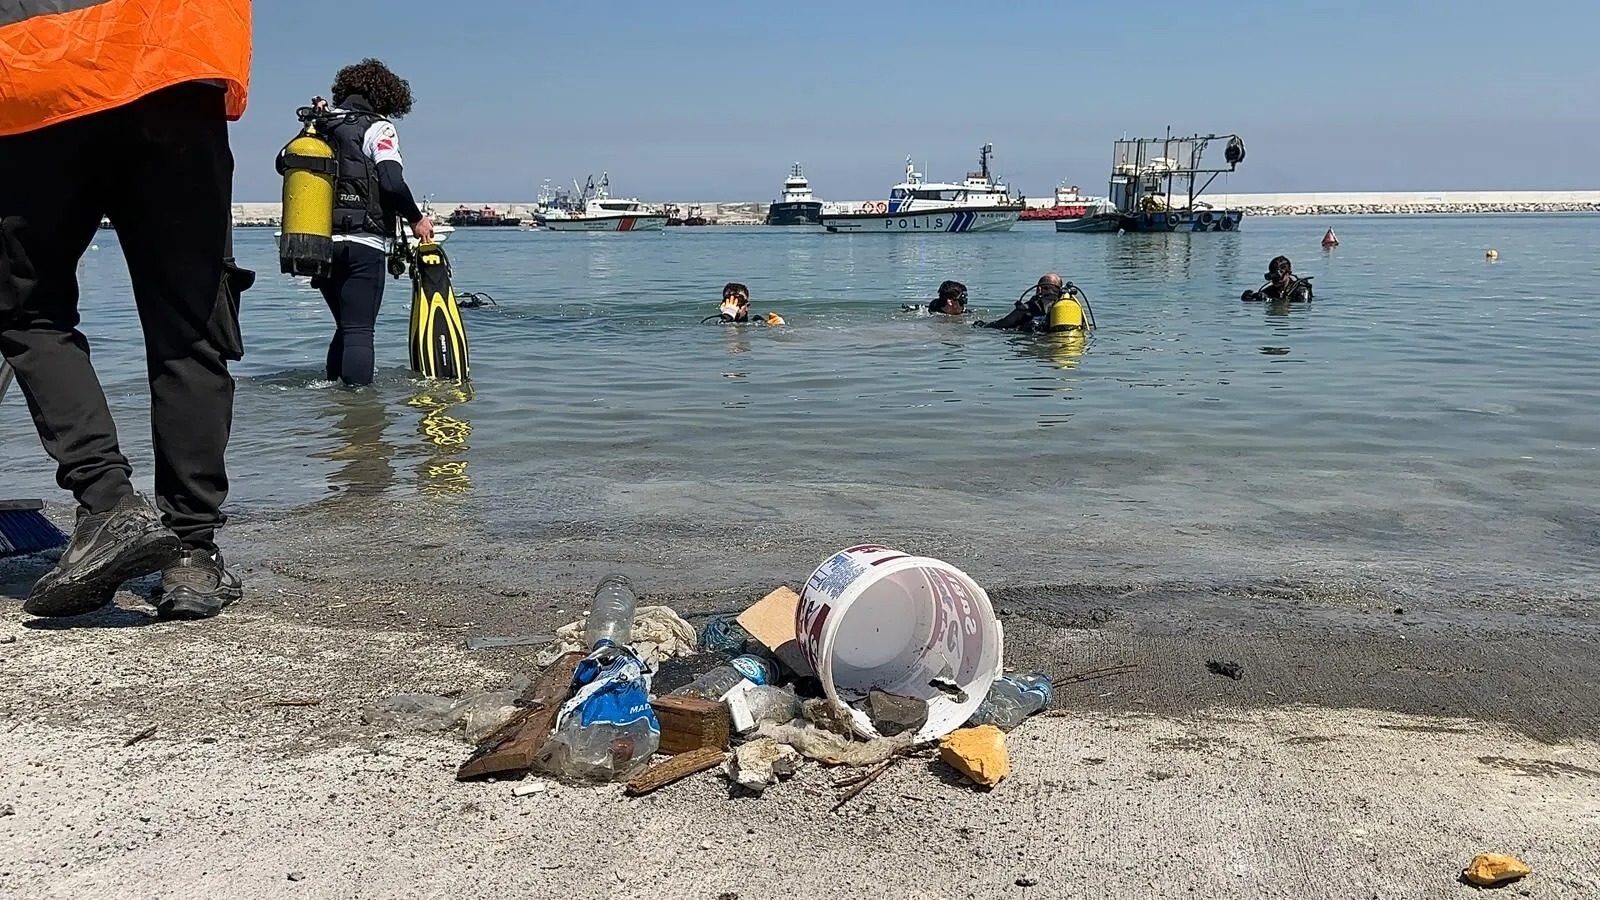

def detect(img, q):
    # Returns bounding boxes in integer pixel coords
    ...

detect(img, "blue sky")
[236,0,1597,201]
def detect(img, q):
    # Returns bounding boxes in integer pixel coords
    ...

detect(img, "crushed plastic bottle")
[963,673,1052,731]
[584,573,637,649]
[670,653,775,701]
[537,645,659,781]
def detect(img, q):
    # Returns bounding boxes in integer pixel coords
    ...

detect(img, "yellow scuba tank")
[408,241,471,382]
[1047,294,1086,331]
[277,114,337,277]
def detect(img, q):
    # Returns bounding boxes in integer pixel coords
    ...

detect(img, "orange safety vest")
[0,0,251,137]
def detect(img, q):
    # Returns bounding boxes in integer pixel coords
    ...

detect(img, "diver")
[1241,256,1313,302]
[283,59,434,387]
[902,280,969,316]
[705,282,785,326]
[976,273,1094,332]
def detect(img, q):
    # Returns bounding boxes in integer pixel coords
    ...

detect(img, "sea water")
[1,215,1595,592]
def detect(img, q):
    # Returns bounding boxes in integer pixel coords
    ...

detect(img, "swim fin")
[407,241,470,382]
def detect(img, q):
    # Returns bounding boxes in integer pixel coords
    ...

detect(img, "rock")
[1463,853,1531,887]
[0,803,13,817]
[287,871,306,882]
[867,690,927,738]
[940,725,1010,788]
[1016,875,1038,887]
[724,738,801,793]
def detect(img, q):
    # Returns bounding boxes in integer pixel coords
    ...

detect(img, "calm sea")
[3,215,1596,592]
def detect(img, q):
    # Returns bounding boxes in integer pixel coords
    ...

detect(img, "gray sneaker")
[153,548,242,620]
[22,493,182,618]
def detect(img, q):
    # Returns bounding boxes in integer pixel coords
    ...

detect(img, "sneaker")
[153,548,242,620]
[21,493,182,618]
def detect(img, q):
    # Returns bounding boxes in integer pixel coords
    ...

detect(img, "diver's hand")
[972,320,986,328]
[413,216,434,242]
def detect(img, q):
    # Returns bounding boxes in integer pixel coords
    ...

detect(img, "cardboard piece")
[736,585,813,676]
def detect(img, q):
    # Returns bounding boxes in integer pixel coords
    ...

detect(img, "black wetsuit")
[981,296,1051,332]
[294,94,424,386]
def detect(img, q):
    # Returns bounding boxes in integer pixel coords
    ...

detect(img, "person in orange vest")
[0,1,252,620]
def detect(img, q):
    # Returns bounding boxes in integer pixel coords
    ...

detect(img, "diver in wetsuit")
[903,280,969,316]
[708,282,785,326]
[1242,256,1313,302]
[977,273,1063,331]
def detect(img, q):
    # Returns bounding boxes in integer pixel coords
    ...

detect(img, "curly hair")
[331,58,414,118]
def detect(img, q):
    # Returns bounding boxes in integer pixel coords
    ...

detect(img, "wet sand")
[2,495,1598,898]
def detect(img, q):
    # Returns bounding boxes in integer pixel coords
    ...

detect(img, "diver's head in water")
[928,280,968,315]
[1266,256,1293,282]
[720,282,751,322]
[1037,272,1065,301]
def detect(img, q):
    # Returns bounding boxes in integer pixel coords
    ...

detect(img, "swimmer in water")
[902,280,969,316]
[977,273,1062,331]
[709,282,785,326]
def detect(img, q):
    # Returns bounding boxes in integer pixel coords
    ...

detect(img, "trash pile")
[373,546,1060,803]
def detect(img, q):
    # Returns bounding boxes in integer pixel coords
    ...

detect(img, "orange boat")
[1019,182,1108,220]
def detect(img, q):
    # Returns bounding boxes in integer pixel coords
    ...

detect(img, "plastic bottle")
[538,646,660,782]
[584,573,637,649]
[670,653,775,701]
[964,673,1052,731]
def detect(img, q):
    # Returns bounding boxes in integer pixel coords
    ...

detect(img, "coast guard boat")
[819,144,1023,233]
[538,173,667,232]
[766,163,823,226]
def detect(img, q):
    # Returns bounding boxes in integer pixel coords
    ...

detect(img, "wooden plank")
[625,747,726,796]
[455,651,583,781]
[650,694,730,755]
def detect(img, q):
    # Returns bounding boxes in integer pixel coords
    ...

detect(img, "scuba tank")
[1017,283,1096,332]
[277,102,338,277]
[1047,289,1088,331]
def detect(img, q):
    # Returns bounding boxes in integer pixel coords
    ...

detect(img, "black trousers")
[314,241,387,386]
[0,83,236,551]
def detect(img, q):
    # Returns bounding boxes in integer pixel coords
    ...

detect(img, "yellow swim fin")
[408,241,470,382]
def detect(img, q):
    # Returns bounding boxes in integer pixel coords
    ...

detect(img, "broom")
[0,360,69,556]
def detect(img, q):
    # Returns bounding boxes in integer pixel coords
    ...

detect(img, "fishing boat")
[1019,182,1111,220]
[446,204,522,227]
[819,144,1023,234]
[1057,130,1247,234]
[538,173,667,232]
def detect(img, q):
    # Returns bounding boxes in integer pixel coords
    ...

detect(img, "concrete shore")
[230,190,1600,226]
[3,492,1598,898]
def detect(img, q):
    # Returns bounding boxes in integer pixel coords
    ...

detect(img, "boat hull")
[766,201,822,226]
[820,207,1019,233]
[1056,209,1244,233]
[542,215,667,232]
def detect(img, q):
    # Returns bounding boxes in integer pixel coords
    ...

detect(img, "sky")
[236,0,1600,201]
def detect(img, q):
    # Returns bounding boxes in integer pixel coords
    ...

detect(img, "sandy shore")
[2,495,1598,898]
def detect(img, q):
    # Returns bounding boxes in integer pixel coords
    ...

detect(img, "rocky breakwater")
[1245,200,1600,217]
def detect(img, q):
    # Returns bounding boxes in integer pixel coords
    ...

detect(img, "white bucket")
[795,544,1004,741]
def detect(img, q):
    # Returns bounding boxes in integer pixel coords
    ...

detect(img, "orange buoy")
[1321,227,1339,248]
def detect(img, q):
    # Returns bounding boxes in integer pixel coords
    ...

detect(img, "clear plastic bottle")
[538,646,660,782]
[670,653,775,700]
[584,573,637,649]
[964,673,1053,731]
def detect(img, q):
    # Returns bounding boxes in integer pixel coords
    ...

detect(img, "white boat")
[539,173,666,232]
[819,144,1023,234]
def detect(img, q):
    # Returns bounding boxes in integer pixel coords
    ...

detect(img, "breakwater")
[229,190,1600,226]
